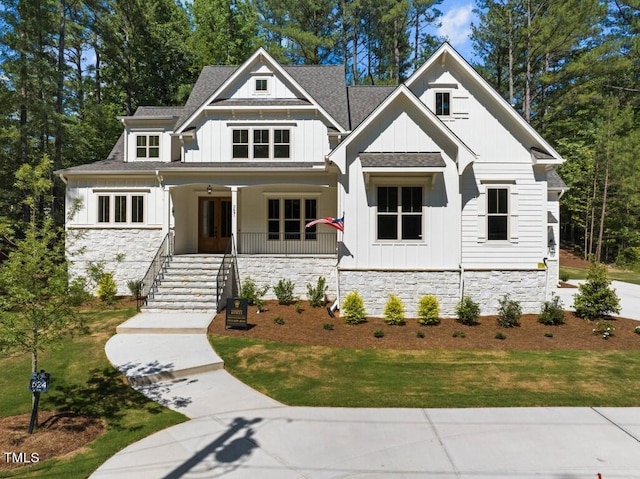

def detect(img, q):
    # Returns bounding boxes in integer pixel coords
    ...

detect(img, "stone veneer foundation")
[67,228,165,295]
[236,255,338,301]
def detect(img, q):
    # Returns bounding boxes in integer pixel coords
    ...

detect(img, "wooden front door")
[198,197,232,253]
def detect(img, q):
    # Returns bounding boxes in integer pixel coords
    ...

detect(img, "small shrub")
[452,330,466,338]
[255,298,265,313]
[240,277,269,306]
[273,316,285,325]
[68,276,91,306]
[538,293,565,325]
[456,296,480,325]
[497,294,522,328]
[294,300,303,313]
[127,279,143,298]
[417,295,440,325]
[559,272,570,282]
[342,291,367,325]
[416,331,425,338]
[383,294,405,325]
[373,329,384,338]
[573,261,621,320]
[544,332,554,338]
[593,320,615,339]
[323,322,334,331]
[306,276,328,307]
[495,331,506,340]
[97,272,117,305]
[635,326,640,335]
[274,278,295,305]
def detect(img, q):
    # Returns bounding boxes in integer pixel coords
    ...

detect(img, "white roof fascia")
[328,84,476,174]
[176,47,346,134]
[406,43,564,164]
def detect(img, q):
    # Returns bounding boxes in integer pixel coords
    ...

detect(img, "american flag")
[304,216,344,232]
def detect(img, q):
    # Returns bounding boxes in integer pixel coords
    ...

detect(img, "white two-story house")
[57,44,566,316]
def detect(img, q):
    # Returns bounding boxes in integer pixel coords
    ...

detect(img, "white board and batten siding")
[338,99,462,271]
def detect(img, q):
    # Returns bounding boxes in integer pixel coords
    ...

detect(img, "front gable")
[406,43,564,167]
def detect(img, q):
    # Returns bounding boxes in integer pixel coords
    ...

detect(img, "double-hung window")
[487,187,508,240]
[136,135,160,159]
[377,186,422,241]
[232,128,291,159]
[97,194,145,224]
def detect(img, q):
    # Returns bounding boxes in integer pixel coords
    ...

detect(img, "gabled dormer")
[117,107,183,163]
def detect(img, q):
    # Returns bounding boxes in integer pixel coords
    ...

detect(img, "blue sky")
[431,0,478,61]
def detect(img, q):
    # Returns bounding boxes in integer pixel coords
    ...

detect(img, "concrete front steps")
[142,254,224,313]
[108,311,223,386]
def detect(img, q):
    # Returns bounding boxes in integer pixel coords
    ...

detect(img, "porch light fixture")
[548,237,556,255]
[207,185,212,195]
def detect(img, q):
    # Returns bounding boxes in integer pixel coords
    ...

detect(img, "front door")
[198,197,232,253]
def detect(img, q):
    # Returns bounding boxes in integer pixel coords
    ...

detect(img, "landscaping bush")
[416,331,425,338]
[456,295,480,325]
[383,294,405,325]
[240,277,269,306]
[69,276,91,306]
[496,294,522,328]
[573,261,621,320]
[274,278,295,305]
[127,279,143,298]
[97,272,117,305]
[273,316,285,325]
[323,322,334,331]
[342,290,366,325]
[306,276,328,307]
[417,294,440,325]
[538,293,565,325]
[373,329,384,338]
[294,300,303,313]
[615,246,640,272]
[593,320,615,339]
[495,332,506,340]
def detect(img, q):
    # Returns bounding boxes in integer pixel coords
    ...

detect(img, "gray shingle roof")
[547,212,558,224]
[548,170,568,190]
[348,86,395,129]
[531,147,555,160]
[359,152,445,168]
[210,98,311,107]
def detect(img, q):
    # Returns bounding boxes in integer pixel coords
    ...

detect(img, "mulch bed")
[0,412,104,471]
[208,300,640,351]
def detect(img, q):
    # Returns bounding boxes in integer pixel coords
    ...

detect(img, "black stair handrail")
[140,231,174,309]
[216,235,239,312]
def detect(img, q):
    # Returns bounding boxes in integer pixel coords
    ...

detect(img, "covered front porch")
[165,173,339,256]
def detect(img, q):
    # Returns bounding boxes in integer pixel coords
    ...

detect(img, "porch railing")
[140,231,174,309]
[216,235,239,313]
[237,232,337,255]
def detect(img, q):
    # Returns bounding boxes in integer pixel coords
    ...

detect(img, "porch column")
[163,185,171,235]
[231,186,238,246]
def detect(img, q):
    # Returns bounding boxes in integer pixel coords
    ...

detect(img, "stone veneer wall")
[236,255,338,301]
[463,269,547,315]
[338,268,549,318]
[338,270,461,317]
[545,258,559,297]
[67,228,165,296]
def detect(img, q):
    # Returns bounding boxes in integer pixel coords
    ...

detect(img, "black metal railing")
[216,235,239,312]
[237,232,337,255]
[139,231,174,310]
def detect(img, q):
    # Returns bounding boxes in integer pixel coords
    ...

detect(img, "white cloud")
[438,3,474,49]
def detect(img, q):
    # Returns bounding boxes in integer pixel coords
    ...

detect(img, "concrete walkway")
[554,280,640,320]
[92,285,640,479]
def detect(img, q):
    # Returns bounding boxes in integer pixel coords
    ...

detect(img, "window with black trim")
[487,187,508,240]
[267,198,317,241]
[232,129,249,158]
[435,92,450,116]
[255,78,268,92]
[136,135,160,159]
[97,194,145,224]
[377,186,422,240]
[232,128,291,159]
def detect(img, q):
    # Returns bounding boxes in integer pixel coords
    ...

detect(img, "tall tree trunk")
[596,148,611,262]
[508,8,514,105]
[54,0,67,219]
[524,0,532,122]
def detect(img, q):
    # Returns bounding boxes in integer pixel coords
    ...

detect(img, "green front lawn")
[0,304,186,479]
[210,335,640,408]
[560,266,640,285]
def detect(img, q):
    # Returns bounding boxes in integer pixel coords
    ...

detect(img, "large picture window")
[232,127,291,159]
[487,187,508,240]
[97,193,145,225]
[136,135,160,159]
[377,186,422,241]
